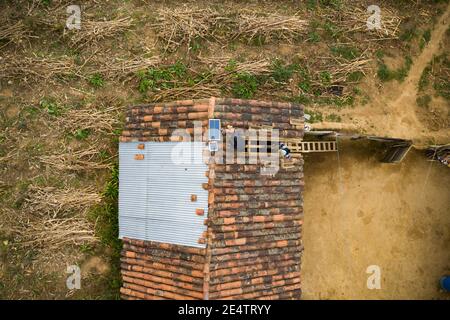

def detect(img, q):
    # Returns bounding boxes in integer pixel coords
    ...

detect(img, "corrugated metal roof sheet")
[119,142,208,248]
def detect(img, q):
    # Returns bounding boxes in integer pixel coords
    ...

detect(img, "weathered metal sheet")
[119,142,208,248]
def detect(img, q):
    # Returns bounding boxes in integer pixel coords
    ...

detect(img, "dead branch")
[331,6,402,40]
[89,54,160,81]
[40,146,112,171]
[0,53,81,83]
[153,7,227,52]
[0,21,30,47]
[65,16,134,49]
[24,185,102,218]
[13,217,97,250]
[56,106,121,135]
[233,12,308,43]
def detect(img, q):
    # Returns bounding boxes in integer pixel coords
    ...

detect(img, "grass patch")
[87,164,122,299]
[270,60,299,83]
[420,29,432,50]
[73,128,91,140]
[331,45,360,60]
[319,71,331,85]
[400,26,418,42]
[418,65,431,91]
[307,31,321,43]
[416,94,431,108]
[347,71,365,82]
[304,109,323,123]
[137,61,188,94]
[326,113,342,122]
[434,78,450,99]
[431,55,450,99]
[323,20,340,39]
[316,95,355,107]
[318,0,342,8]
[291,94,312,105]
[231,72,259,98]
[39,98,63,116]
[377,56,413,82]
[297,66,312,93]
[88,73,105,89]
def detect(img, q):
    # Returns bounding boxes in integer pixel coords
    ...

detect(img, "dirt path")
[380,2,450,142]
[319,3,450,144]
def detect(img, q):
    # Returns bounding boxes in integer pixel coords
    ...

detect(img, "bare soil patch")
[302,141,450,299]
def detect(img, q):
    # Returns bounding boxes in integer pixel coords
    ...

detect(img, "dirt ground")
[301,141,450,300]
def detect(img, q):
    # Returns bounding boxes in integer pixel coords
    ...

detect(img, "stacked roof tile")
[119,98,304,300]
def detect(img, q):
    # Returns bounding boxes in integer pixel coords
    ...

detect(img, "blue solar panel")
[208,119,221,141]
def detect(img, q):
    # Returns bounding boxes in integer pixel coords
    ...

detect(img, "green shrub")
[396,56,413,81]
[88,164,122,299]
[418,65,431,91]
[232,73,259,98]
[88,73,105,88]
[377,56,412,82]
[39,99,61,116]
[319,71,331,85]
[271,60,299,83]
[136,61,188,94]
[347,71,365,82]
[331,45,360,60]
[305,109,323,123]
[73,128,90,140]
[420,29,432,49]
[377,63,394,82]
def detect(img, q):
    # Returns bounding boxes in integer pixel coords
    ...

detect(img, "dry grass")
[13,217,97,250]
[150,57,271,101]
[233,12,308,43]
[0,54,81,83]
[153,7,226,52]
[153,7,308,51]
[0,21,30,48]
[198,55,272,75]
[57,106,121,135]
[0,51,158,84]
[65,16,134,49]
[340,6,402,40]
[89,54,160,81]
[322,53,371,83]
[24,185,102,218]
[152,84,221,102]
[40,146,113,171]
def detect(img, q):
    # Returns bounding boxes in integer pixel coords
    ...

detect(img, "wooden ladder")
[287,140,337,154]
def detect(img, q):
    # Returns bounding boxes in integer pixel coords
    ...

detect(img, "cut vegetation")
[0,0,449,299]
